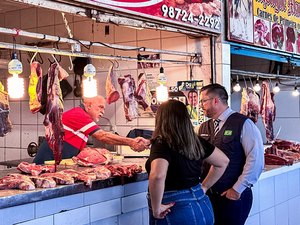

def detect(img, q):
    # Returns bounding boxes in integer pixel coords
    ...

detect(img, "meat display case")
[0,158,149,225]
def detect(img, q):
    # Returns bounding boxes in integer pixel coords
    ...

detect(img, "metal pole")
[0,41,201,66]
[0,27,199,58]
[210,36,216,83]
[231,69,298,80]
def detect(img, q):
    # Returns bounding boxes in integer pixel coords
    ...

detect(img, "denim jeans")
[148,184,214,225]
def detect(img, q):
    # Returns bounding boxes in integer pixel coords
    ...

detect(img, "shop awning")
[230,42,300,67]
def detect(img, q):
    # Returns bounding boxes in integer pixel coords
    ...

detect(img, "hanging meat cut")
[240,87,260,123]
[118,74,139,121]
[72,147,113,167]
[240,88,249,116]
[0,88,12,137]
[135,73,152,110]
[44,63,67,168]
[28,62,43,113]
[260,81,276,142]
[106,65,120,104]
[247,88,261,123]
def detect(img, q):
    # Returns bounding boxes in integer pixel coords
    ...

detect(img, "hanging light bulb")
[233,83,241,92]
[292,85,299,97]
[253,76,261,92]
[156,66,168,102]
[83,58,97,98]
[233,76,241,92]
[7,52,24,98]
[272,82,280,93]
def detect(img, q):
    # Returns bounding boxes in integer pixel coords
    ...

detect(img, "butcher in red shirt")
[33,95,149,164]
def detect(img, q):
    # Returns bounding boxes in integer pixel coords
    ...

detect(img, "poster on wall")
[176,80,203,126]
[73,0,222,34]
[228,0,254,43]
[227,0,300,55]
[137,73,157,117]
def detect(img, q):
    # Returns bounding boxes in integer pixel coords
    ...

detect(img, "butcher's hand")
[153,202,175,219]
[131,137,150,152]
[221,188,241,200]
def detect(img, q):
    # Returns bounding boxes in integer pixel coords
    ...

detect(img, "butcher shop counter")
[0,158,150,225]
[245,161,300,225]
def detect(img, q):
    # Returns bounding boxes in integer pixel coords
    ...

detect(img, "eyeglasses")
[199,98,214,105]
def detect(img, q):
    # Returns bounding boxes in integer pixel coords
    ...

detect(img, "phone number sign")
[86,0,222,34]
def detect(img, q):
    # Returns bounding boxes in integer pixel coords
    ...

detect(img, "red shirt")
[62,106,100,150]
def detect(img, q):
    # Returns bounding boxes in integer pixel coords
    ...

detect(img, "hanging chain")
[61,12,73,39]
[61,12,78,54]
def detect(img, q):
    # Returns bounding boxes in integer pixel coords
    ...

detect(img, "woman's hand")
[131,137,150,152]
[153,202,175,219]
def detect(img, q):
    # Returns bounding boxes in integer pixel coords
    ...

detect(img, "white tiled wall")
[0,6,214,161]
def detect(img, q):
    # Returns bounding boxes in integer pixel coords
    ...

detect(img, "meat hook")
[68,55,73,71]
[30,47,39,64]
[50,53,59,65]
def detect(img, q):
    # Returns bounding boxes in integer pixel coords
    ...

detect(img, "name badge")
[224,130,232,136]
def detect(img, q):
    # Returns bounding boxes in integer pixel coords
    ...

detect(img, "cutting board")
[44,158,75,166]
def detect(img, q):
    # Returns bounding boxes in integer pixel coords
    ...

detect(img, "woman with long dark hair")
[146,100,229,225]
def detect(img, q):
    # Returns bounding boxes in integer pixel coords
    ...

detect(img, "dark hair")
[200,83,228,104]
[188,90,198,96]
[152,100,204,160]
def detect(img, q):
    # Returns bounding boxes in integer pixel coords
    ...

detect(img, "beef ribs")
[0,173,35,191]
[17,162,55,176]
[105,164,142,177]
[83,166,112,180]
[40,172,74,185]
[30,176,56,188]
[60,169,97,187]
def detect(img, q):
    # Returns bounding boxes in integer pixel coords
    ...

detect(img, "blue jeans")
[148,184,214,225]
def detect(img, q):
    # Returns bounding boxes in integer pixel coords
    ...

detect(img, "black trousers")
[207,188,253,225]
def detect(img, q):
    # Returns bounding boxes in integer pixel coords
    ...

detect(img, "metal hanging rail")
[231,69,299,80]
[0,27,200,58]
[0,41,200,66]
